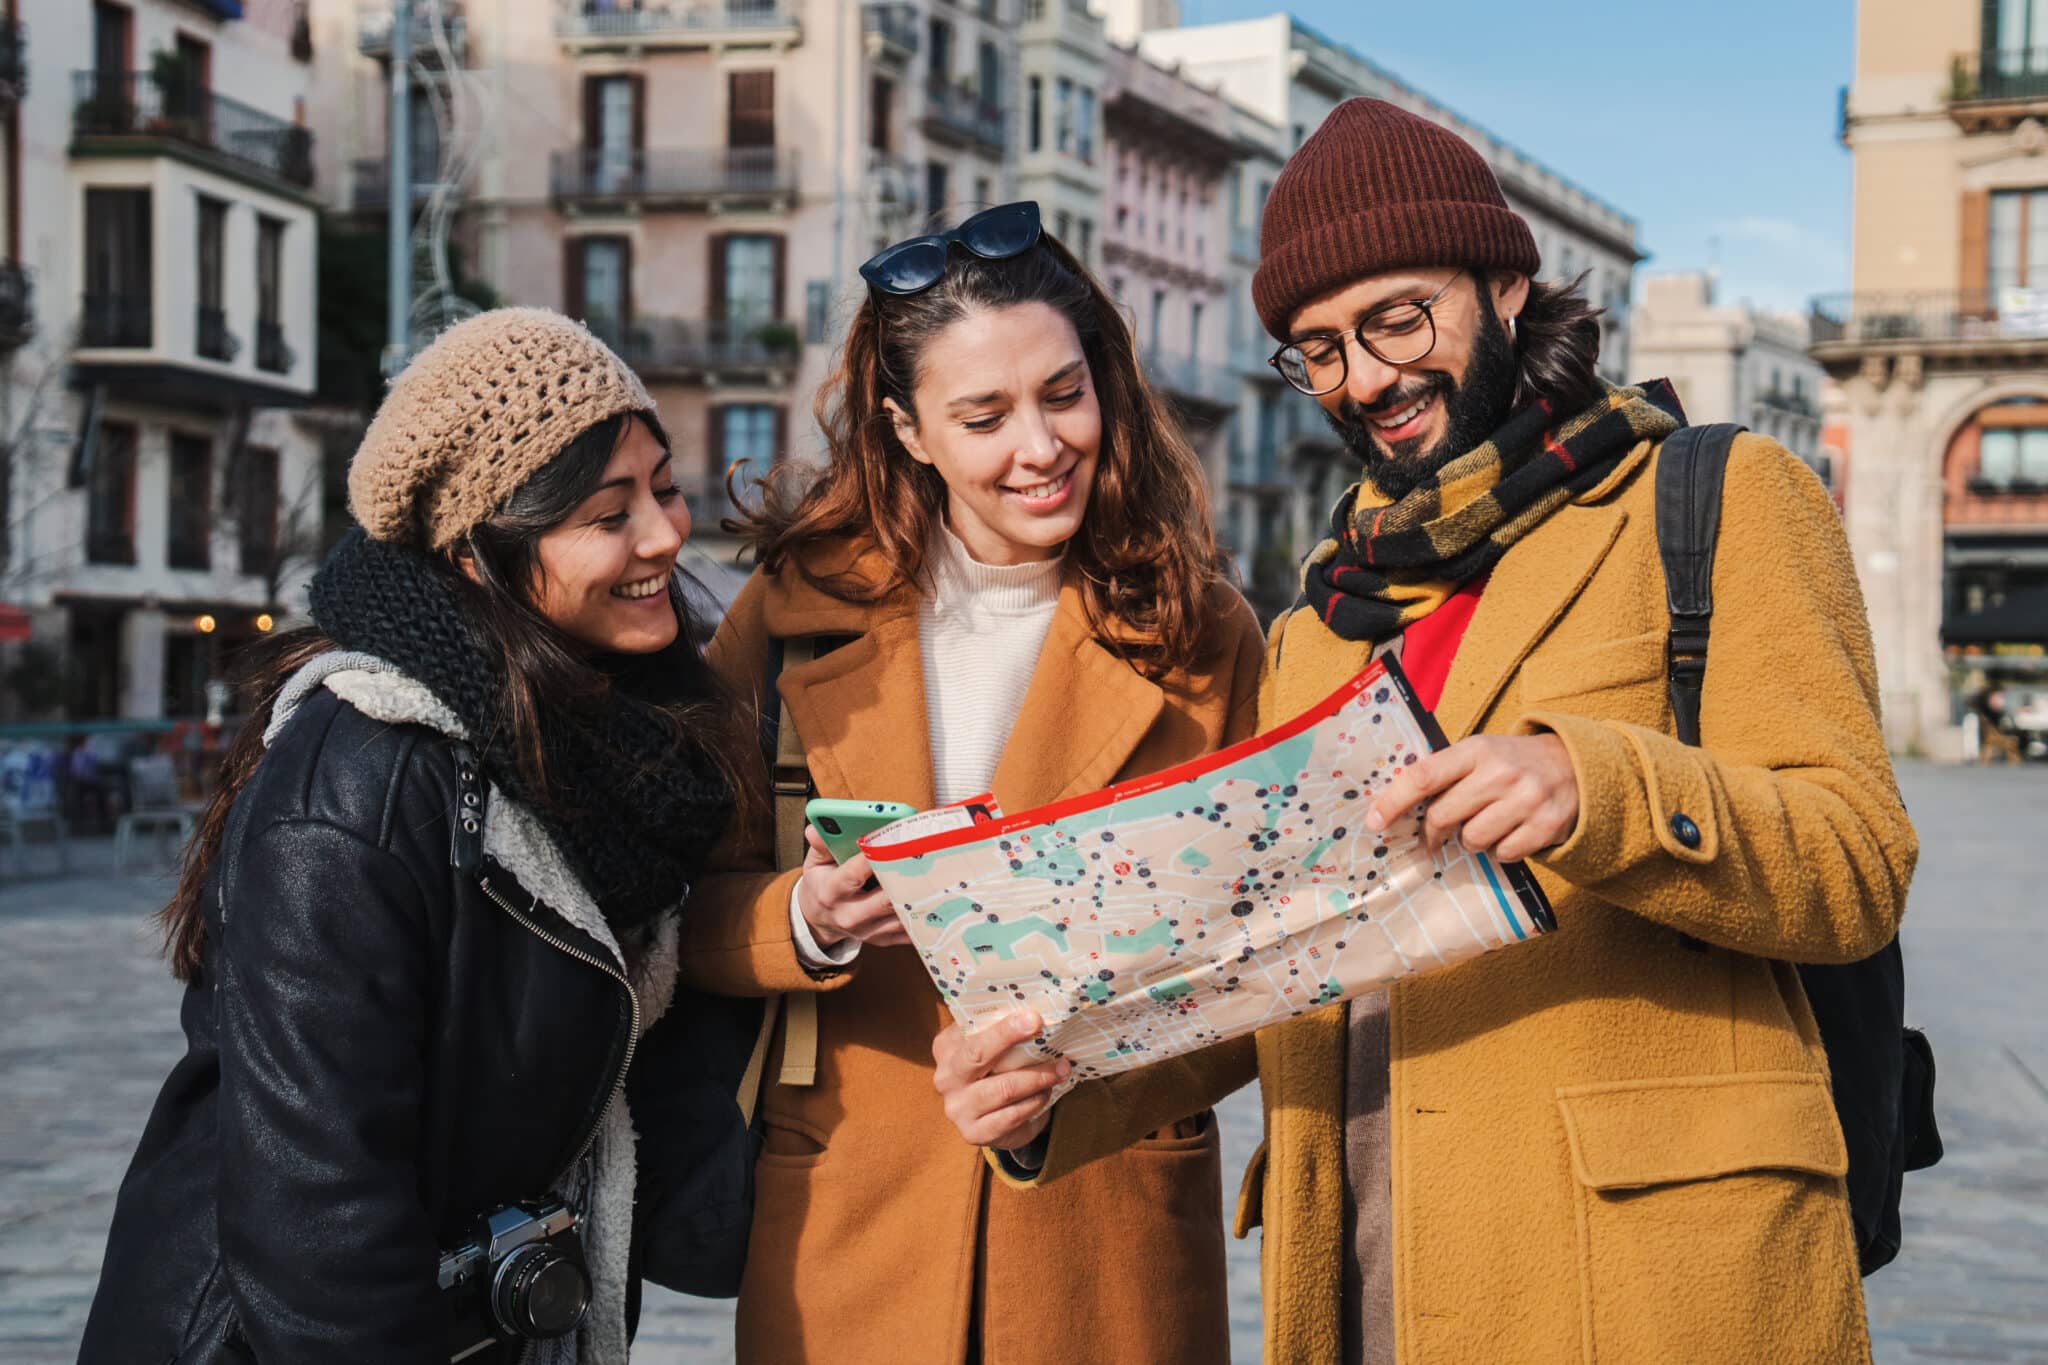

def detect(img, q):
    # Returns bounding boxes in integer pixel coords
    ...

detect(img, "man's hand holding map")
[861,656,1553,1099]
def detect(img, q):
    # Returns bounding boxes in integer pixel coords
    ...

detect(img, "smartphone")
[805,798,918,865]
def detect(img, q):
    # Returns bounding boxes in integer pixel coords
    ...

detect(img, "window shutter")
[706,405,728,504]
[771,235,787,321]
[630,74,647,152]
[709,233,729,322]
[773,405,789,465]
[582,77,602,151]
[564,237,585,320]
[1960,189,1990,298]
[619,236,635,327]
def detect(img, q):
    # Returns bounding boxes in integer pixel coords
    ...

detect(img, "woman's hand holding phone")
[796,824,910,948]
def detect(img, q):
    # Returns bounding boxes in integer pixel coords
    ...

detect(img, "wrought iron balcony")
[257,320,295,375]
[863,3,918,62]
[1808,290,2048,353]
[1756,386,1819,419]
[596,317,801,383]
[0,263,33,350]
[1141,346,1239,412]
[923,80,1005,154]
[0,20,27,106]
[550,145,798,209]
[71,70,315,191]
[1946,48,2048,130]
[351,156,444,212]
[80,292,152,349]
[197,306,240,363]
[357,3,468,63]
[556,3,801,52]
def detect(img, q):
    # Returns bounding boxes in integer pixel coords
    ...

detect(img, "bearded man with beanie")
[933,99,1917,1363]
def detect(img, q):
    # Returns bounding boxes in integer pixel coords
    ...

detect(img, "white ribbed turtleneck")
[917,522,1064,806]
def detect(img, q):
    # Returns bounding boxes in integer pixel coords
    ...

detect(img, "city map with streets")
[863,658,1554,1095]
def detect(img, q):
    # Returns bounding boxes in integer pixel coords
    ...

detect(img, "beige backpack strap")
[736,994,783,1125]
[766,637,824,1090]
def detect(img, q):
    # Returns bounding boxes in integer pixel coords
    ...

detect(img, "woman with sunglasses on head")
[656,204,1264,1362]
[78,310,745,1364]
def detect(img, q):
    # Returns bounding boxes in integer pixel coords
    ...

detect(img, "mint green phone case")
[805,798,918,864]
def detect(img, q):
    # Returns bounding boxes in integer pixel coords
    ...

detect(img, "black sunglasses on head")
[858,202,1043,297]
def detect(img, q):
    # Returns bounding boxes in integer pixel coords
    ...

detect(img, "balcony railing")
[1142,347,1239,411]
[0,263,33,350]
[924,81,1004,152]
[863,3,918,59]
[71,71,315,190]
[257,320,294,375]
[1809,290,2048,349]
[358,3,468,62]
[556,3,802,48]
[80,292,152,349]
[1756,386,1819,419]
[1950,47,2048,105]
[597,317,801,380]
[197,305,239,362]
[550,145,798,205]
[351,156,444,212]
[0,20,27,105]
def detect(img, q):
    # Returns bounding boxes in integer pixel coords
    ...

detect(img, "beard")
[1327,300,1520,502]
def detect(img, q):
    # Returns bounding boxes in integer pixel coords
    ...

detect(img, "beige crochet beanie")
[347,307,656,549]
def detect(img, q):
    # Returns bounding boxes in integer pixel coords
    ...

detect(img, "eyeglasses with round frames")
[1268,275,1461,397]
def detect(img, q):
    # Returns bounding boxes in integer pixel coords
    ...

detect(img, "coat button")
[1670,813,1701,849]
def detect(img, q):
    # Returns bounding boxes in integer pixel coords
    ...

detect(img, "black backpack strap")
[1654,424,1743,746]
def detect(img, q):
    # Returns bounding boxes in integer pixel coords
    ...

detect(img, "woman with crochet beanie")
[78,309,745,1364]
[654,203,1263,1362]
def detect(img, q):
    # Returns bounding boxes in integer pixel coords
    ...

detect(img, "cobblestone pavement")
[3,762,2042,1363]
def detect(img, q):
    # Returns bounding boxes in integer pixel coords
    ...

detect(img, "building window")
[87,421,137,566]
[1055,76,1074,154]
[1028,75,1042,153]
[806,279,831,345]
[721,234,779,324]
[1978,425,2048,489]
[583,74,639,193]
[256,216,289,374]
[567,236,631,342]
[929,18,953,84]
[1055,209,1072,244]
[1995,0,2041,66]
[1077,88,1096,164]
[926,161,949,217]
[728,70,776,149]
[196,195,231,361]
[239,445,280,576]
[723,405,780,470]
[1988,188,2048,292]
[167,432,212,571]
[974,175,991,207]
[1150,289,1165,345]
[1190,300,1204,354]
[1077,218,1093,262]
[870,75,894,153]
[977,40,1000,110]
[83,187,152,348]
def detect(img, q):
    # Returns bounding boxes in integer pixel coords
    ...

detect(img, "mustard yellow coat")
[1011,434,1918,1363]
[678,544,1266,1365]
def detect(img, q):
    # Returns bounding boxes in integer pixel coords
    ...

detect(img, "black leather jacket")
[79,688,641,1364]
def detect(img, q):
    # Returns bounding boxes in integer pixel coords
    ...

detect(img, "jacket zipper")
[478,876,642,1172]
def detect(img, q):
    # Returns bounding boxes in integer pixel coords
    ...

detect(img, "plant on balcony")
[754,321,801,358]
[149,48,205,137]
[1948,54,1979,104]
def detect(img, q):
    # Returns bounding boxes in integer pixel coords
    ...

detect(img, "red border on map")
[862,657,1397,863]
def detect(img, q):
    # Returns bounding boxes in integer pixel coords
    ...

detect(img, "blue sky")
[1179,0,1857,316]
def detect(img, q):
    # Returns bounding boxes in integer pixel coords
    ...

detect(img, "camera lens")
[816,816,842,836]
[491,1244,590,1339]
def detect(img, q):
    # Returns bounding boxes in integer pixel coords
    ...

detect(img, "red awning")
[0,603,31,643]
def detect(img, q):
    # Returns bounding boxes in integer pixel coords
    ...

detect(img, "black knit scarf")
[1296,379,1685,643]
[308,528,730,931]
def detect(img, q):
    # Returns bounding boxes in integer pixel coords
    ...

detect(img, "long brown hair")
[158,412,753,981]
[1509,270,1607,416]
[735,228,1222,679]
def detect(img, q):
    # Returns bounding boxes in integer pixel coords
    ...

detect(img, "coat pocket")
[1521,629,1667,716]
[1232,1137,1268,1239]
[1557,1072,1868,1364]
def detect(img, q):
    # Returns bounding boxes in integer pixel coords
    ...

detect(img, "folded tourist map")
[861,657,1555,1098]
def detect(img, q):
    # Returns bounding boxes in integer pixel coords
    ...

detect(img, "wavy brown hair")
[733,228,1222,680]
[1506,269,1607,416]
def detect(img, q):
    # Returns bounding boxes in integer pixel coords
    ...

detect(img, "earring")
[1507,315,1517,340]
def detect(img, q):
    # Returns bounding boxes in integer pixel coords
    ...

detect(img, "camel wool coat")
[676,542,1266,1364]
[1004,434,1918,1364]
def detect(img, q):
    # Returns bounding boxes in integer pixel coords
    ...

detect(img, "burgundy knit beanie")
[1253,98,1540,341]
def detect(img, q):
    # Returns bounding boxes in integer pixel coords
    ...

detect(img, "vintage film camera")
[439,1201,590,1360]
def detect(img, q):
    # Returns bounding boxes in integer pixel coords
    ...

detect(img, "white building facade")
[1631,272,1830,484]
[1,0,322,723]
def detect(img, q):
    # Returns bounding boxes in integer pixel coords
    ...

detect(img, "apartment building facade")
[315,0,1020,587]
[1,0,322,723]
[1813,0,2048,750]
[1631,271,1830,483]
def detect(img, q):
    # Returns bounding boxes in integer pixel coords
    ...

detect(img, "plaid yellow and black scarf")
[1296,379,1684,643]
